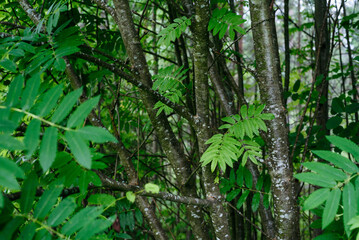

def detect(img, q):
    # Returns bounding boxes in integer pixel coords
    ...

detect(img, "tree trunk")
[249,0,300,239]
[112,1,210,239]
[192,1,231,239]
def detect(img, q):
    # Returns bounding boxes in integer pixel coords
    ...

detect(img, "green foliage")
[201,104,273,172]
[208,8,246,40]
[152,65,188,116]
[295,136,359,237]
[158,16,191,46]
[220,167,271,212]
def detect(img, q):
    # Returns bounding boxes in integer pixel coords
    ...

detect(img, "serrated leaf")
[322,188,341,229]
[54,46,79,58]
[145,183,160,194]
[67,96,100,128]
[0,59,17,72]
[62,206,103,235]
[24,119,41,157]
[65,131,91,169]
[126,191,136,203]
[236,190,250,209]
[227,189,241,201]
[0,157,25,179]
[47,198,77,227]
[39,127,58,172]
[302,162,347,181]
[5,75,23,107]
[312,150,359,174]
[76,215,116,240]
[252,192,260,212]
[260,113,275,120]
[326,136,359,161]
[33,181,64,219]
[20,173,38,214]
[0,135,25,150]
[254,104,265,116]
[343,182,357,236]
[35,84,63,117]
[51,87,82,124]
[240,105,248,119]
[294,172,336,188]
[88,194,116,207]
[21,73,41,111]
[303,188,330,210]
[76,126,118,143]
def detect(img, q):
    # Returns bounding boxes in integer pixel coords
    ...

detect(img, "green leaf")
[294,172,336,188]
[33,181,64,219]
[302,162,347,181]
[62,206,103,235]
[259,113,275,120]
[39,127,58,172]
[0,157,25,179]
[0,59,17,72]
[251,192,260,212]
[76,126,118,143]
[303,188,330,210]
[240,105,248,119]
[88,194,116,207]
[326,136,359,161]
[67,96,100,128]
[47,198,77,227]
[312,150,359,174]
[35,84,63,117]
[145,183,160,193]
[343,182,358,236]
[326,115,342,129]
[293,79,301,92]
[76,215,116,240]
[54,46,80,58]
[236,190,250,209]
[65,131,92,169]
[21,73,41,111]
[54,57,66,71]
[226,189,241,201]
[0,135,25,150]
[254,104,265,117]
[5,75,24,107]
[51,88,82,124]
[20,173,38,214]
[126,191,136,203]
[17,42,35,53]
[24,119,41,157]
[322,188,341,229]
[19,222,36,240]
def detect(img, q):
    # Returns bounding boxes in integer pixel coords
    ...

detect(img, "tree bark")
[192,1,231,239]
[249,0,300,239]
[111,1,210,239]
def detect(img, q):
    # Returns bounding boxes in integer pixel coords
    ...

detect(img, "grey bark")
[192,1,231,239]
[111,0,210,239]
[314,0,330,135]
[249,0,300,239]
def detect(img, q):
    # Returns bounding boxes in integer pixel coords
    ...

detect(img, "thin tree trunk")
[249,0,300,239]
[192,1,231,239]
[111,1,210,239]
[314,0,330,135]
[342,0,358,122]
[284,0,290,107]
